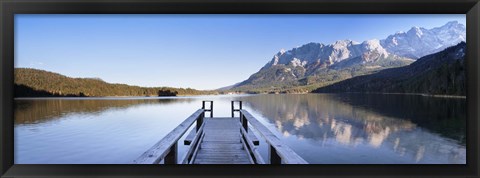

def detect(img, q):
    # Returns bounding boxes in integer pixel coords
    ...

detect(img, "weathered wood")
[193,117,252,164]
[200,143,244,150]
[133,109,204,164]
[239,138,255,164]
[184,129,197,145]
[269,145,282,164]
[197,112,204,130]
[180,123,205,163]
[210,102,213,117]
[202,139,240,143]
[188,133,205,164]
[194,150,246,154]
[164,142,177,164]
[231,100,243,118]
[241,114,248,133]
[195,152,247,157]
[248,128,260,145]
[202,100,213,117]
[184,117,206,145]
[240,127,265,164]
[136,102,307,165]
[193,159,251,164]
[181,132,204,164]
[231,101,234,118]
[240,110,308,164]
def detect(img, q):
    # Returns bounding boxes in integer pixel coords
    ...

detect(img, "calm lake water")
[14,94,466,164]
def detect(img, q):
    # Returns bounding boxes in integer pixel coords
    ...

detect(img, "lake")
[14,94,466,164]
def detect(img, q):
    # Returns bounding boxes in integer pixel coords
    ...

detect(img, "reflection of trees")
[240,94,416,145]
[239,94,466,163]
[14,98,194,124]
[334,93,466,144]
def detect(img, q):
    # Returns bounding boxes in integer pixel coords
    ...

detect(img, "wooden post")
[269,145,281,164]
[239,101,242,110]
[202,101,205,109]
[164,143,178,164]
[197,112,204,131]
[231,101,234,118]
[210,101,213,118]
[242,113,248,132]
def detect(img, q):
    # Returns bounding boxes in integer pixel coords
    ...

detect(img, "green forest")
[15,68,217,97]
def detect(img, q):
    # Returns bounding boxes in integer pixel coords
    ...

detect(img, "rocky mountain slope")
[232,21,466,93]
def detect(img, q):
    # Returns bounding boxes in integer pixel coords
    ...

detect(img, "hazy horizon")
[15,14,466,90]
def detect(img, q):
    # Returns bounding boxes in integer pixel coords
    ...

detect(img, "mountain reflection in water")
[237,94,466,164]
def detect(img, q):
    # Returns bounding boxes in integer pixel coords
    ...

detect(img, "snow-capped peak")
[407,26,424,38]
[381,21,466,59]
[263,21,465,72]
[361,39,389,60]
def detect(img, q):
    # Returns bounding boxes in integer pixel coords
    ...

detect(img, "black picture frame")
[1,0,479,177]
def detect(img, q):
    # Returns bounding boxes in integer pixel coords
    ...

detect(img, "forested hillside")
[313,42,466,96]
[14,68,215,97]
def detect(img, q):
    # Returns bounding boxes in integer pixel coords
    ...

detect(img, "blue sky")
[15,14,465,90]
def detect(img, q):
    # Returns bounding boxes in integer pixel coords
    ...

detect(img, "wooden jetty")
[134,101,308,164]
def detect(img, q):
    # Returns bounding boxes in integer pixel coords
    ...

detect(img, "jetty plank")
[193,117,253,164]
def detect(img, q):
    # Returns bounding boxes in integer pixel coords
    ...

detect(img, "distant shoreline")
[13,92,466,100]
[13,93,255,100]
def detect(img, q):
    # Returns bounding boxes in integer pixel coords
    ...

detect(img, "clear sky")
[15,14,465,90]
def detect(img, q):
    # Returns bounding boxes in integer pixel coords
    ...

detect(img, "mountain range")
[313,42,466,96]
[230,21,466,93]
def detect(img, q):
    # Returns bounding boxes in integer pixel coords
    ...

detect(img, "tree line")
[14,68,216,97]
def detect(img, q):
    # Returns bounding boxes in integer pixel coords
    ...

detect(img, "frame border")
[1,0,479,177]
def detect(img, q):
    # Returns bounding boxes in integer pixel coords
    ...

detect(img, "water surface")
[14,94,466,164]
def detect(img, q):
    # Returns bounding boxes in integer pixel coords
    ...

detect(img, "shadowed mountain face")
[238,94,466,146]
[232,21,465,93]
[314,42,466,95]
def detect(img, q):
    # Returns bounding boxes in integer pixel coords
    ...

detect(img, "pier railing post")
[231,101,234,117]
[269,145,281,164]
[241,112,248,132]
[232,101,243,118]
[197,112,204,131]
[202,101,213,118]
[210,101,213,117]
[164,143,178,164]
